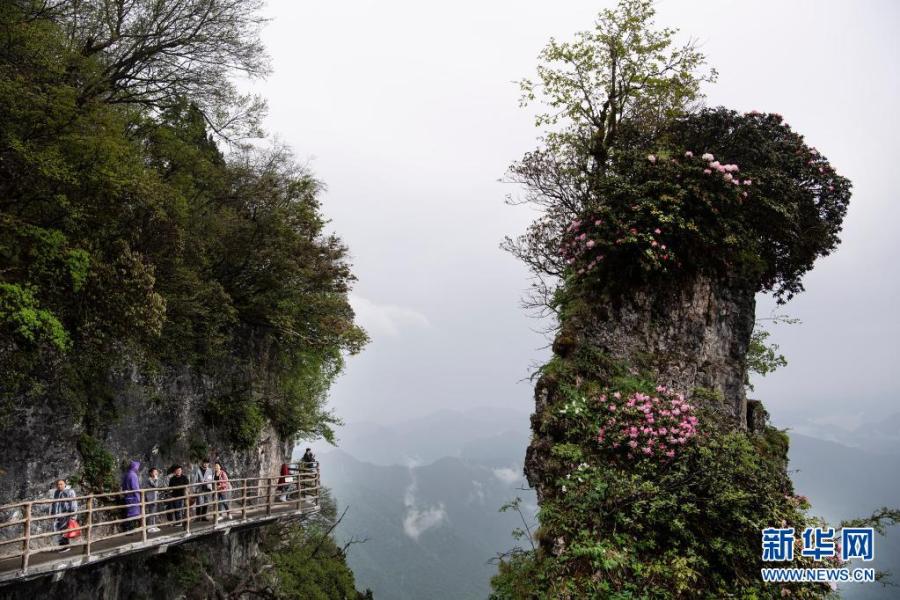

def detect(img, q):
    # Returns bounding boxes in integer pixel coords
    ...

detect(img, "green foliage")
[0,283,70,351]
[203,393,266,451]
[75,433,117,493]
[746,329,787,390]
[555,110,850,303]
[0,3,366,450]
[492,363,835,599]
[746,316,798,390]
[259,490,373,600]
[518,0,715,173]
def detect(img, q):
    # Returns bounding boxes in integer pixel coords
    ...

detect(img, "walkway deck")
[0,463,320,586]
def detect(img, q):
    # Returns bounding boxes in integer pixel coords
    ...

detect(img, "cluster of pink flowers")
[558,217,672,276]
[559,218,609,274]
[646,149,752,200]
[690,152,752,198]
[596,386,699,460]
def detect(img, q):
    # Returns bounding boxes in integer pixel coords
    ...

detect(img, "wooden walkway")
[0,463,320,586]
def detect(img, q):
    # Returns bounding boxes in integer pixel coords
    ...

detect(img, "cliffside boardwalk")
[0,462,321,585]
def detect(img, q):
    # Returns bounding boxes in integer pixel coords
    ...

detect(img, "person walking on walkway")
[168,465,190,526]
[50,479,77,552]
[213,462,231,519]
[277,463,291,502]
[121,460,142,533]
[193,459,214,521]
[144,467,164,533]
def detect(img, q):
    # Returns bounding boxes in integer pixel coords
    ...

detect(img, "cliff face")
[574,274,755,423]
[0,362,289,506]
[527,273,759,502]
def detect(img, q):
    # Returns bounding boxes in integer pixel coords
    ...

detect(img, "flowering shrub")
[492,351,841,599]
[596,387,699,460]
[554,108,850,302]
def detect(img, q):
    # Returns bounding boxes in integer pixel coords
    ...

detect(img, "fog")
[251,0,900,437]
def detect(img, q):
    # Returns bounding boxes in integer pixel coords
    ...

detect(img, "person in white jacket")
[192,460,214,521]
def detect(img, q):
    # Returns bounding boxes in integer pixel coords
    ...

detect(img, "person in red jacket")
[213,462,231,518]
[277,463,291,502]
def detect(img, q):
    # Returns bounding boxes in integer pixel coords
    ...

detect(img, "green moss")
[203,393,265,451]
[76,433,117,493]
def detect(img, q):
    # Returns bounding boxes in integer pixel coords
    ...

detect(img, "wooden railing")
[0,462,320,577]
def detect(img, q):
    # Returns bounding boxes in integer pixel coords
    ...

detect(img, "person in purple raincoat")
[121,460,142,532]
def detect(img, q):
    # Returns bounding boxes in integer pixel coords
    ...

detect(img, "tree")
[26,0,270,139]
[504,0,715,310]
[745,315,798,391]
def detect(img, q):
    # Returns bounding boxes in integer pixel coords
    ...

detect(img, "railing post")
[266,478,273,516]
[297,469,306,512]
[140,490,147,543]
[21,502,31,573]
[214,482,220,525]
[85,495,94,557]
[315,464,321,507]
[185,485,192,534]
[241,480,248,520]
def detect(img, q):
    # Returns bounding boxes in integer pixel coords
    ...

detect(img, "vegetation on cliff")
[494,1,853,598]
[0,0,366,450]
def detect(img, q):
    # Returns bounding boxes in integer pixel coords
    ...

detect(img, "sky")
[249,0,900,439]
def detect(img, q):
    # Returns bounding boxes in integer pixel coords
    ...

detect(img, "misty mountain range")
[305,410,900,600]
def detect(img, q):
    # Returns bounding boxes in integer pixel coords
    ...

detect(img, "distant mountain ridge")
[308,407,532,466]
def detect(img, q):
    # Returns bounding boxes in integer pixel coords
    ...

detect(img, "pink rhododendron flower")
[723,173,733,182]
[701,153,714,161]
[647,154,657,163]
[654,228,661,234]
[685,151,693,157]
[586,240,595,248]
[703,169,712,175]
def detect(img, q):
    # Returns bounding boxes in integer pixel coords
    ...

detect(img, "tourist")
[277,463,291,502]
[168,465,190,526]
[49,479,78,551]
[213,462,231,519]
[121,460,142,533]
[193,459,214,520]
[301,448,316,465]
[144,467,164,533]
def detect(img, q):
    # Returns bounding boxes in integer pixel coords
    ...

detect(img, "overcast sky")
[250,0,899,439]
